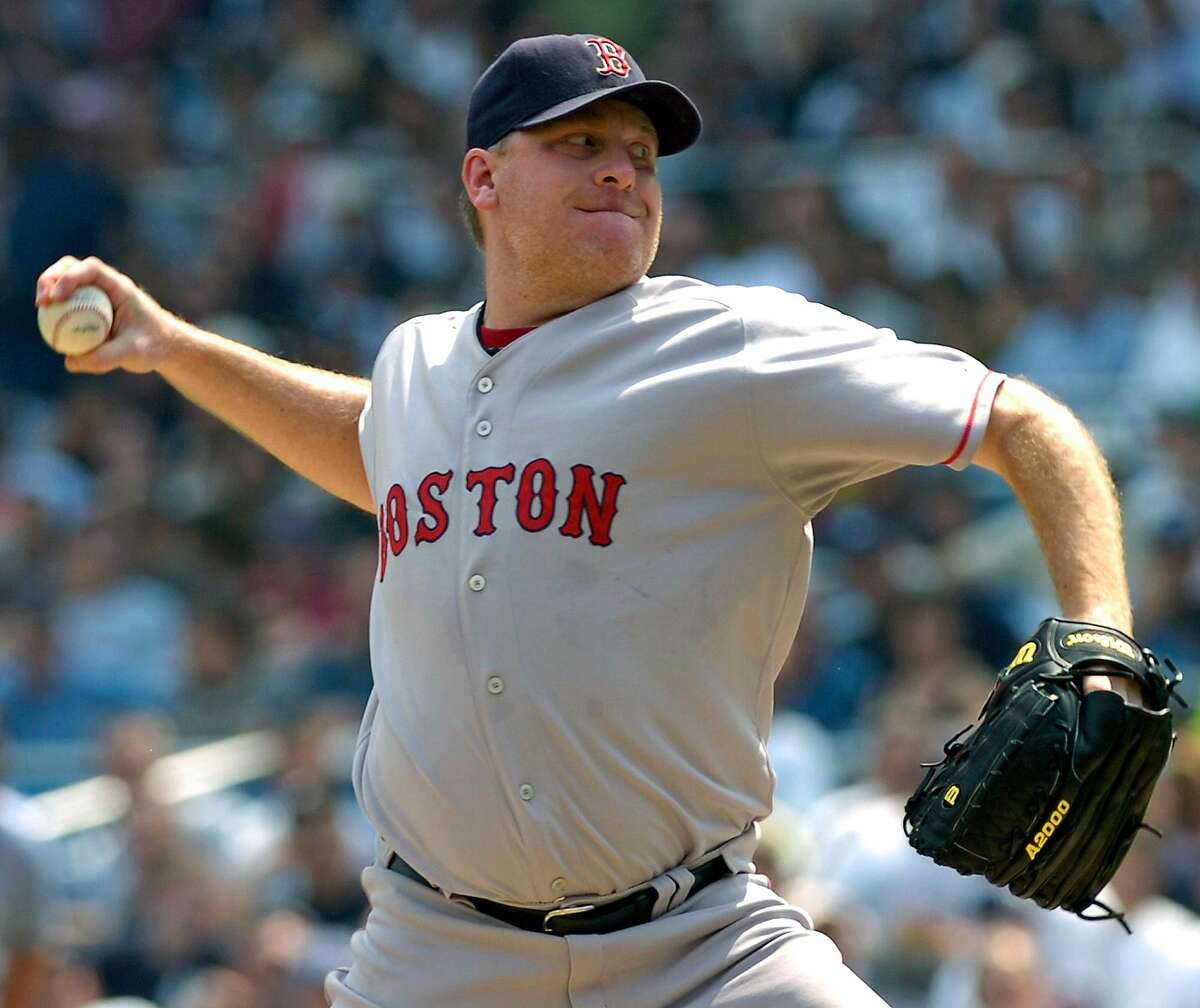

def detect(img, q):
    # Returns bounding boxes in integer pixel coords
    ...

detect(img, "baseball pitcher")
[37,32,1175,1008]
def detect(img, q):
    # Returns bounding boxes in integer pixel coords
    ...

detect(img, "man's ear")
[462,149,500,212]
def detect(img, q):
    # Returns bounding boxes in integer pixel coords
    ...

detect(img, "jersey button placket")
[463,358,543,880]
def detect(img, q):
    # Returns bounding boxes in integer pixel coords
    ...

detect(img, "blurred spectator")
[244,911,346,1008]
[1,102,127,393]
[104,715,173,791]
[789,692,1004,1004]
[927,919,1064,1008]
[0,821,53,1008]
[51,520,188,717]
[93,790,235,1003]
[164,967,254,1008]
[255,784,367,927]
[1128,248,1200,415]
[997,265,1141,423]
[1,603,103,744]
[1157,734,1200,913]
[1033,836,1200,1008]
[0,732,53,842]
[172,600,268,741]
[81,1001,160,1008]
[878,590,996,717]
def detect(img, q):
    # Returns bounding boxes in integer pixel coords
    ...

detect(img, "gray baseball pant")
[325,858,890,1007]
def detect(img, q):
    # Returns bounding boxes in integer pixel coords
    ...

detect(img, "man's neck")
[482,261,640,329]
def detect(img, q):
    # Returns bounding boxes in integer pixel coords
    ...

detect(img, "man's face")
[466,99,664,304]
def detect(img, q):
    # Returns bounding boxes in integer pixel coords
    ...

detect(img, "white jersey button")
[550,876,567,894]
[518,783,535,801]
[468,574,487,592]
[476,376,494,394]
[486,676,505,695]
[476,419,493,437]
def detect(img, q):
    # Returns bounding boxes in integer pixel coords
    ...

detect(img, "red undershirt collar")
[480,323,537,351]
[476,303,538,354]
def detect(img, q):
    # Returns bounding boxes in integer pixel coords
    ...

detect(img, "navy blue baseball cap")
[466,34,702,157]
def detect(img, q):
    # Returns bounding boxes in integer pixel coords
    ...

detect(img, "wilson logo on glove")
[1025,800,1071,860]
[1060,631,1139,662]
[1006,641,1038,672]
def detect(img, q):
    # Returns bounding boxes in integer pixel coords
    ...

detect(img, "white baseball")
[38,284,114,356]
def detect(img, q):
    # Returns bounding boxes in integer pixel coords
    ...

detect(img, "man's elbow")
[973,378,1079,478]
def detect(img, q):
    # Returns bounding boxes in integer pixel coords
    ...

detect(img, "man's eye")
[565,135,595,148]
[632,144,651,161]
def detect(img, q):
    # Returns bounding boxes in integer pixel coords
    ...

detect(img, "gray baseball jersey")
[353,275,1004,908]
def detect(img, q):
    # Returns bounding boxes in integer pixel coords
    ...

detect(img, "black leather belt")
[385,852,731,936]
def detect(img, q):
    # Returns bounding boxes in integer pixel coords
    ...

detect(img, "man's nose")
[593,149,636,190]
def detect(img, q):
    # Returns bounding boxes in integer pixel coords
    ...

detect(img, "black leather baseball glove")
[903,618,1185,929]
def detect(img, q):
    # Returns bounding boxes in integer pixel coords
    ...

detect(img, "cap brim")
[516,80,702,157]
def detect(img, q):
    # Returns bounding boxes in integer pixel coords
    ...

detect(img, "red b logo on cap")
[586,37,631,78]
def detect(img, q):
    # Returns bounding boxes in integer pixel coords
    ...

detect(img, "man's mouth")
[576,206,640,219]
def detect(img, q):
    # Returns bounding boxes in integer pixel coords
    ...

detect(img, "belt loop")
[648,872,680,918]
[662,866,696,914]
[647,866,697,919]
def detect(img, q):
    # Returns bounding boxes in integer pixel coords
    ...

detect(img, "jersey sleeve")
[359,325,406,507]
[358,383,379,507]
[740,287,1005,515]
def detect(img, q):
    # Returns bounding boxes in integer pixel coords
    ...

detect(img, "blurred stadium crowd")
[1,0,1199,1006]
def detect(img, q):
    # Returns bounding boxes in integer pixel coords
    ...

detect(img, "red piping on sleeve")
[940,370,993,467]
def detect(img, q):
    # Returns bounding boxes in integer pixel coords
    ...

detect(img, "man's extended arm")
[36,256,373,513]
[973,377,1135,697]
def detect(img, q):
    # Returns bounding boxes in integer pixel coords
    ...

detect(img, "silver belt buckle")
[542,902,597,933]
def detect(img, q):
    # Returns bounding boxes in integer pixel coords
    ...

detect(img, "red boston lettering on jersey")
[515,458,558,532]
[378,483,409,581]
[376,460,628,581]
[586,37,631,77]
[414,470,453,544]
[466,464,517,536]
[559,464,627,547]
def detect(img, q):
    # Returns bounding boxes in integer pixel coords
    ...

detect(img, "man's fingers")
[36,255,80,303]
[62,330,133,374]
[1082,673,1143,707]
[63,349,118,375]
[36,255,125,308]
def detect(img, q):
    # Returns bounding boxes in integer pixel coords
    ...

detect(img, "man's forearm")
[38,255,375,512]
[975,379,1131,634]
[160,323,373,512]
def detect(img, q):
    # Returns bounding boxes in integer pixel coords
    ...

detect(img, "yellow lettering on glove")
[1025,800,1071,860]
[1006,641,1038,672]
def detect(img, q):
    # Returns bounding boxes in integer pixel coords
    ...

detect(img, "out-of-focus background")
[1,1,1198,1006]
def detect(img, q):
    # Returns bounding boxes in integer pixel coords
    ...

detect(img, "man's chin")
[577,246,647,287]
[569,218,649,263]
